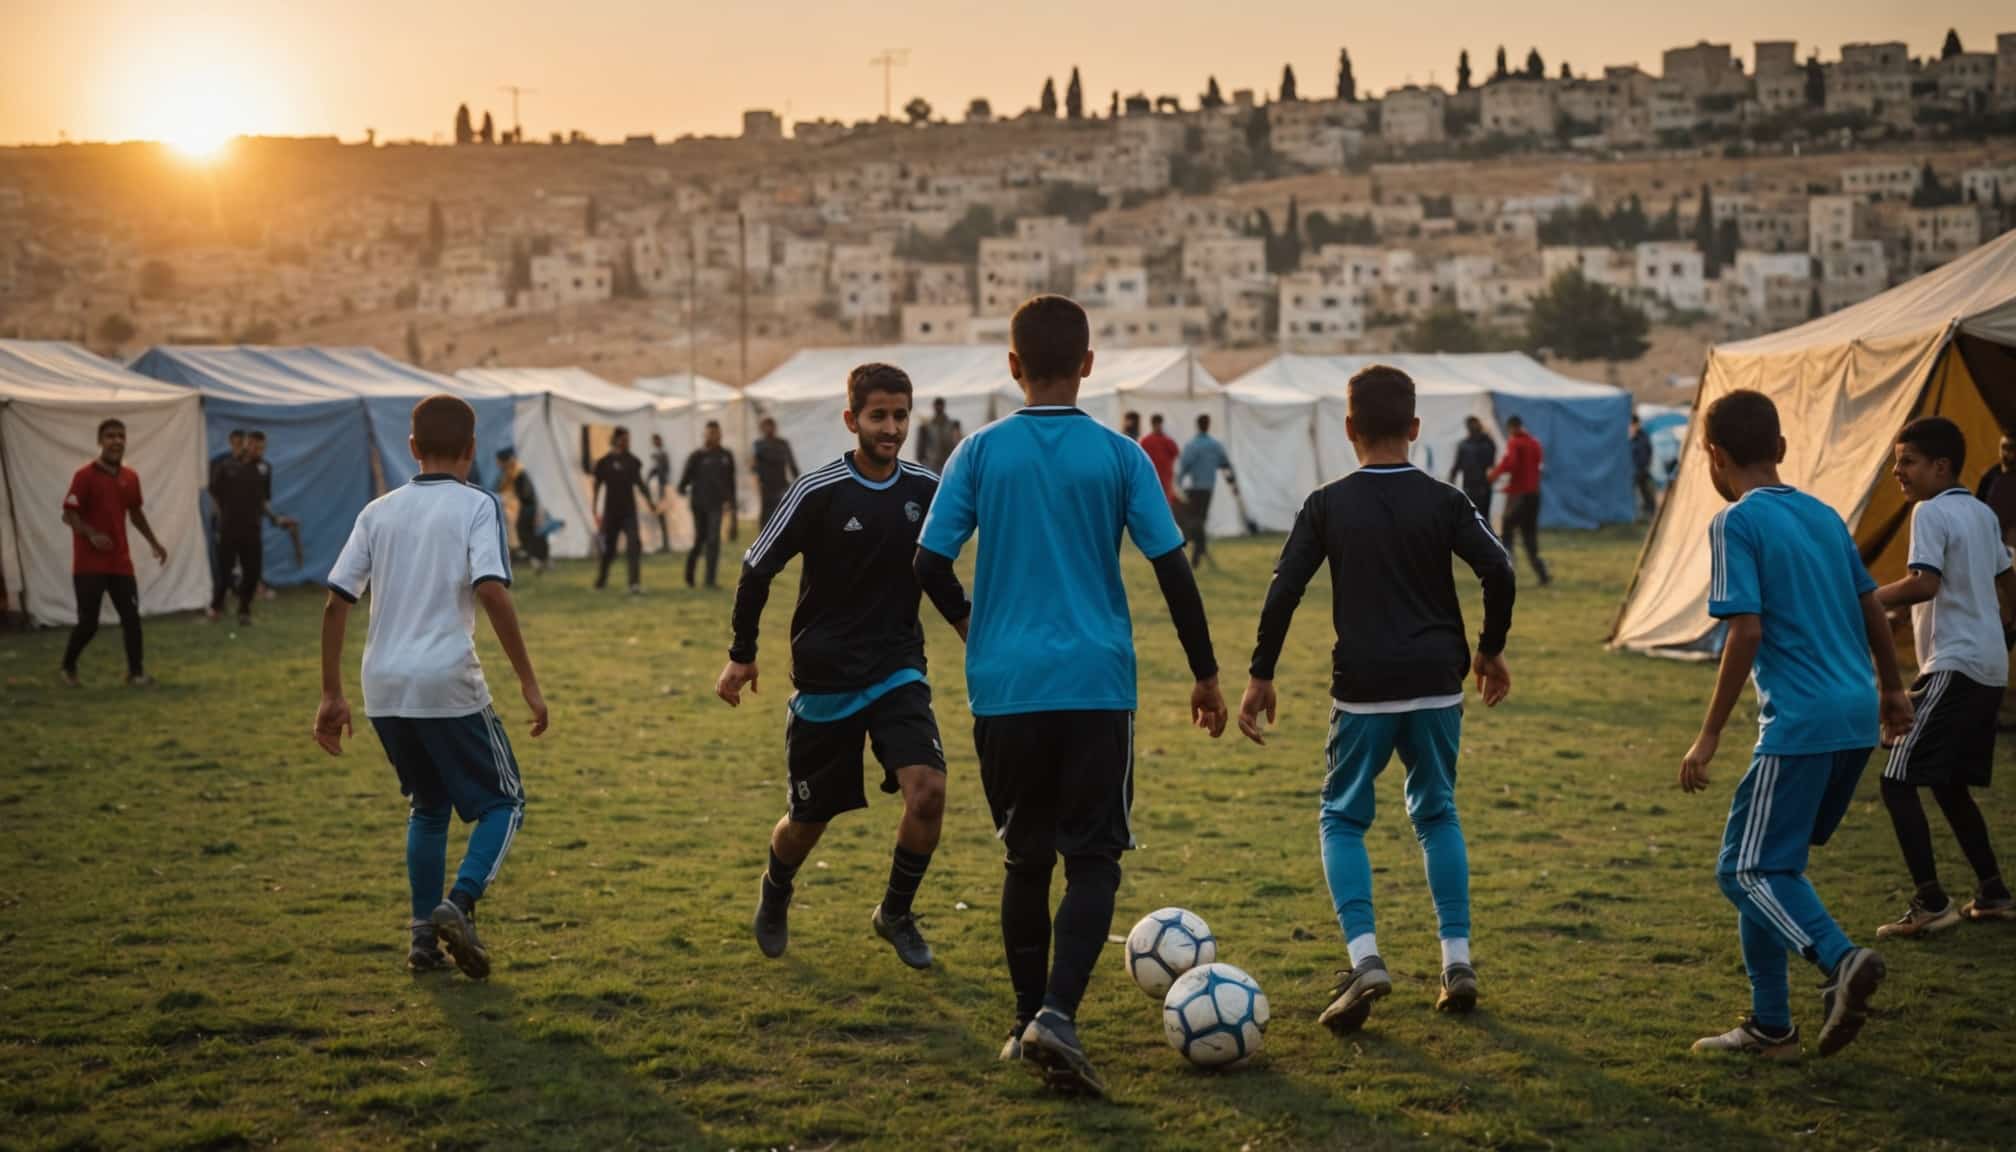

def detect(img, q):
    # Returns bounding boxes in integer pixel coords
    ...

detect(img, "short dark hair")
[97,418,125,439]
[248,429,266,442]
[411,394,476,458]
[705,419,722,431]
[228,428,247,440]
[1629,413,1642,426]
[1150,413,1164,427]
[1347,365,1416,441]
[1011,294,1090,383]
[1702,390,1780,468]
[847,362,913,414]
[1898,416,1966,475]
[495,447,514,461]
[611,425,630,439]
[1196,414,1211,433]
[1505,415,1524,432]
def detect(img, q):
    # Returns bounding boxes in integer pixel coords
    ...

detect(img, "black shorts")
[974,710,1134,861]
[1883,670,2000,788]
[785,680,944,823]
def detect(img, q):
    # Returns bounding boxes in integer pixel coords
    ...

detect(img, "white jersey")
[327,473,512,717]
[1907,487,2011,688]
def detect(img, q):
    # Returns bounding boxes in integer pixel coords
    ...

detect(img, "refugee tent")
[1612,228,2016,657]
[280,347,519,489]
[1219,379,1319,532]
[745,346,1013,470]
[457,367,695,557]
[1636,403,1689,488]
[634,371,755,509]
[1226,353,1634,530]
[0,341,211,626]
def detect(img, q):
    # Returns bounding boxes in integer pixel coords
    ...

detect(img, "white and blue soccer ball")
[1124,907,1217,998]
[1162,962,1270,1068]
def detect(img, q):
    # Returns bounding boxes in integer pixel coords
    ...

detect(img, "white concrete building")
[1910,205,1984,273]
[1542,246,1633,292]
[1808,195,1869,256]
[1091,306,1209,349]
[1649,81,1699,136]
[1278,272,1368,348]
[524,252,611,310]
[1840,164,1921,201]
[1480,79,1558,137]
[1634,242,1707,312]
[1381,86,1446,145]
[1819,240,1887,314]
[977,237,1052,316]
[910,263,970,308]
[902,304,972,344]
[1015,216,1086,269]
[832,243,898,322]
[1961,164,2016,207]
[1732,250,1812,331]
[1181,237,1267,311]
[1999,33,2016,109]
[1080,265,1150,312]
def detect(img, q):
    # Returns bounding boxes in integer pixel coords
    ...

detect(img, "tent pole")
[0,409,26,625]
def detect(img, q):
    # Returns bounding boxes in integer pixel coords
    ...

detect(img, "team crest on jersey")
[905,501,921,523]
[844,517,864,532]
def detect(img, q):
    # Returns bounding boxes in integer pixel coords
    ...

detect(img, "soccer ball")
[1124,907,1216,998]
[1163,962,1270,1068]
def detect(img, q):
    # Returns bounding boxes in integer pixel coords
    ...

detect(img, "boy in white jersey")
[1874,417,2016,936]
[315,395,550,979]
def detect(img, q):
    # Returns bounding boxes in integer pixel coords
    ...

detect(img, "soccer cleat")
[430,898,491,980]
[58,668,80,688]
[237,612,254,627]
[125,673,156,688]
[1816,947,1885,1057]
[1690,1016,1801,1061]
[999,1023,1027,1062]
[1962,894,2016,922]
[1436,963,1479,1014]
[1020,1010,1106,1098]
[1874,897,1962,940]
[203,607,221,623]
[753,874,790,959]
[407,921,451,974]
[1318,955,1392,1035]
[872,904,934,969]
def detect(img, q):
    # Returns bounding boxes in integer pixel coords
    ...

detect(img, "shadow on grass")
[424,981,712,1151]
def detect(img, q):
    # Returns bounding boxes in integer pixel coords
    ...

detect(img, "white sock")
[1441,937,1472,969]
[1346,933,1379,966]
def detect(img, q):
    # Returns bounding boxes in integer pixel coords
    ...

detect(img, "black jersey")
[1250,464,1515,704]
[730,453,958,694]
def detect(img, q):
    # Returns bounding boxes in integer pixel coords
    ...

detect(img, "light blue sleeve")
[917,435,977,559]
[1125,439,1186,559]
[1707,507,1760,618]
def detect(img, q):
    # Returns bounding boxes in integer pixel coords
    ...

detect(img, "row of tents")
[2,339,1649,628]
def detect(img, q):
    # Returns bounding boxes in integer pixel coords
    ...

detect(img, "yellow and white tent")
[1613,228,2016,657]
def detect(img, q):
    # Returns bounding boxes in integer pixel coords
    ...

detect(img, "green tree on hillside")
[1404,306,1491,353]
[1942,29,1963,60]
[1338,49,1356,102]
[1040,78,1058,116]
[1693,183,1718,276]
[479,111,494,144]
[1066,68,1084,119]
[1280,64,1299,102]
[1529,268,1650,360]
[454,103,473,145]
[1526,48,1545,79]
[1202,76,1225,109]
[1494,46,1509,81]
[1805,55,1825,107]
[904,97,933,125]
[1457,50,1473,92]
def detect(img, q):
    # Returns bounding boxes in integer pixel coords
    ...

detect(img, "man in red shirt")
[1140,413,1182,508]
[1487,415,1550,586]
[60,418,169,686]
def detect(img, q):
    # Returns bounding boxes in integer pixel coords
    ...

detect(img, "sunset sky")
[2,0,2008,148]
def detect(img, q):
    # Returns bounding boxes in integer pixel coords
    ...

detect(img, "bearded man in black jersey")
[716,363,970,970]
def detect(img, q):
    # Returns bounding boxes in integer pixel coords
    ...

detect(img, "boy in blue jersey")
[1681,389,1912,1060]
[317,396,549,980]
[718,365,969,971]
[916,295,1226,1098]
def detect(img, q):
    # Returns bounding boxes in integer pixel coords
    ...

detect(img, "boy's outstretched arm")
[1149,547,1224,737]
[316,592,353,755]
[914,547,972,641]
[1860,590,1913,743]
[1680,614,1760,793]
[476,582,548,737]
[1452,502,1516,706]
[719,563,772,704]
[1240,502,1324,744]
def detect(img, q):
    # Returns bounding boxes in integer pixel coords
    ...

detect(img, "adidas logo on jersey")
[844,517,864,532]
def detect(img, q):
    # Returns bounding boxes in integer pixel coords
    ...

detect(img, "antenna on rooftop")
[869,49,910,120]
[498,85,538,141]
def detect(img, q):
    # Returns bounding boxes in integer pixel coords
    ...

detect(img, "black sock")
[1932,783,2003,891]
[1001,853,1054,1024]
[882,845,932,919]
[449,888,476,917]
[1882,779,1942,891]
[1043,854,1121,1018]
[758,847,798,891]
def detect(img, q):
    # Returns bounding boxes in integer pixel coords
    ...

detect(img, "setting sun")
[164,125,233,161]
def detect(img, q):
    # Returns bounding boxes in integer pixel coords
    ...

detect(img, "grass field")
[3,526,2013,1151]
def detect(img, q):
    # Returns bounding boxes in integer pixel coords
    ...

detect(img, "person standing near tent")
[207,431,294,624]
[682,420,739,589]
[247,431,285,601]
[1122,411,1142,442]
[1974,435,2016,547]
[751,417,798,530]
[1448,417,1497,523]
[917,397,964,473]
[649,433,674,554]
[496,449,548,573]
[1141,414,1182,509]
[1489,416,1551,587]
[60,418,168,687]
[1176,414,1236,569]
[206,429,248,606]
[593,426,658,594]
[1630,414,1657,522]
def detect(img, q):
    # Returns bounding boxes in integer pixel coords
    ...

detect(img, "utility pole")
[687,230,699,396]
[497,85,538,142]
[868,49,910,120]
[737,212,750,388]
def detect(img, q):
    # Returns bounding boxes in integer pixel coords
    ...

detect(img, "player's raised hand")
[1191,675,1228,738]
[523,681,549,737]
[717,660,759,707]
[1473,651,1510,707]
[314,694,352,756]
[1879,688,1914,744]
[1237,677,1276,746]
[1679,728,1717,793]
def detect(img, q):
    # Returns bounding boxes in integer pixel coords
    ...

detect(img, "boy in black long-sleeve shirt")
[1239,364,1515,1034]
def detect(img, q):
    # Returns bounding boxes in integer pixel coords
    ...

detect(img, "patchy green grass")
[2,527,2012,1151]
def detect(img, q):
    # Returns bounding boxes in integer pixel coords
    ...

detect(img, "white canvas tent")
[1613,228,2016,657]
[0,341,212,626]
[1221,380,1320,532]
[745,346,1015,471]
[635,371,756,510]
[457,367,696,557]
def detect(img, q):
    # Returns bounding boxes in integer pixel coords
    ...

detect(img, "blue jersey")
[1707,485,1878,755]
[919,406,1185,716]
[1177,434,1231,492]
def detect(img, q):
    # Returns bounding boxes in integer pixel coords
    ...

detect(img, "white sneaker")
[1691,1016,1800,1060]
[1875,897,1962,940]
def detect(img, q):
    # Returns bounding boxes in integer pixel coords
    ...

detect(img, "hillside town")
[2,32,2014,395]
